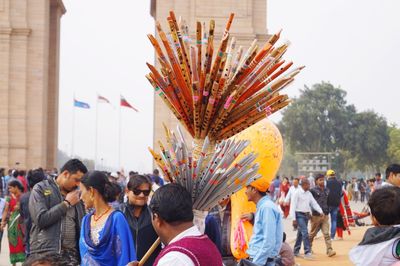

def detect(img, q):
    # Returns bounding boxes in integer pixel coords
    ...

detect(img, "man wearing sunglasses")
[119,174,161,266]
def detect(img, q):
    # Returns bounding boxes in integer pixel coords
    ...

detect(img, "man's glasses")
[133,189,151,196]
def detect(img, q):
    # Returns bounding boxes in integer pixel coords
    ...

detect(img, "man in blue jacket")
[241,180,283,266]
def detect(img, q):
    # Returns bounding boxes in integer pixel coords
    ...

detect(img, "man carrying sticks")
[129,183,222,266]
[239,180,283,266]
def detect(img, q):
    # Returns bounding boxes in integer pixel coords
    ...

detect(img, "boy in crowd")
[349,186,400,265]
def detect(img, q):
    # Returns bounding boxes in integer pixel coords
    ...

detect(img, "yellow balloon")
[230,119,283,259]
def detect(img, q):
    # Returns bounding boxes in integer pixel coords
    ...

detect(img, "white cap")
[110,172,118,178]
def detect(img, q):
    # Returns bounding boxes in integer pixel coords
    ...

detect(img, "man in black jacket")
[309,174,336,257]
[325,169,343,240]
[29,159,87,265]
[20,168,45,255]
[119,174,161,266]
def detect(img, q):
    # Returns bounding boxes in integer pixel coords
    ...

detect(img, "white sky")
[59,0,400,173]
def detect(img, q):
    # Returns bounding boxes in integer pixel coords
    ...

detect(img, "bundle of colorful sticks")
[146,11,304,141]
[149,125,261,211]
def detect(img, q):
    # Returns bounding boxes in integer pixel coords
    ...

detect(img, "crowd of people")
[0,161,399,266]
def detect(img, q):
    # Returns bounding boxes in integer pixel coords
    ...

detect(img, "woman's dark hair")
[127,174,152,191]
[8,180,24,192]
[81,171,114,202]
[149,183,193,225]
[368,186,400,225]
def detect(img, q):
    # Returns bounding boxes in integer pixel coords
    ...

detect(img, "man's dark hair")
[293,177,300,182]
[368,186,400,225]
[385,164,400,179]
[13,170,19,178]
[27,169,46,189]
[283,232,287,242]
[0,168,5,176]
[8,179,24,192]
[23,253,61,266]
[60,159,87,175]
[153,169,159,175]
[315,173,325,181]
[150,183,193,224]
[127,174,152,191]
[375,172,381,177]
[110,182,122,200]
[129,171,138,177]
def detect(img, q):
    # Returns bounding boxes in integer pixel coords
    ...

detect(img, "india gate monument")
[0,0,268,169]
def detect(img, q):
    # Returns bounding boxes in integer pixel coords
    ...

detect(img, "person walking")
[309,174,336,257]
[279,177,291,218]
[290,178,323,259]
[326,170,342,240]
[1,180,26,265]
[20,168,46,255]
[359,179,367,203]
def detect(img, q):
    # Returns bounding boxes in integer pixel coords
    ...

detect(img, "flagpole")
[94,94,99,169]
[71,92,76,158]
[118,96,122,169]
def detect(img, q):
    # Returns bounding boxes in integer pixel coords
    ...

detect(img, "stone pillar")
[0,0,65,169]
[46,0,64,168]
[150,0,269,151]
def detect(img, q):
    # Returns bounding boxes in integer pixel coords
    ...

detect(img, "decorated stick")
[167,17,192,92]
[155,22,193,120]
[169,11,192,83]
[196,21,202,85]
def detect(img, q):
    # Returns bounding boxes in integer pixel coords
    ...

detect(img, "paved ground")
[293,226,368,266]
[289,200,370,266]
[0,200,370,265]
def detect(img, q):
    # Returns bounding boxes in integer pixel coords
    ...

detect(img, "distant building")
[296,152,336,175]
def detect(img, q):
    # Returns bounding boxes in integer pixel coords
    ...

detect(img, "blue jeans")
[294,212,311,255]
[237,258,277,266]
[329,206,339,239]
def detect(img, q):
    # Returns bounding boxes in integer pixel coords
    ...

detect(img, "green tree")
[349,111,389,172]
[279,82,356,153]
[387,125,400,162]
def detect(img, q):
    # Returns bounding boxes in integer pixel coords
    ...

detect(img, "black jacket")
[118,203,161,266]
[28,177,85,255]
[326,178,343,208]
[20,192,31,252]
[310,186,330,215]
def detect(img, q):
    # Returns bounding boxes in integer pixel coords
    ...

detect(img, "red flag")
[120,95,139,112]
